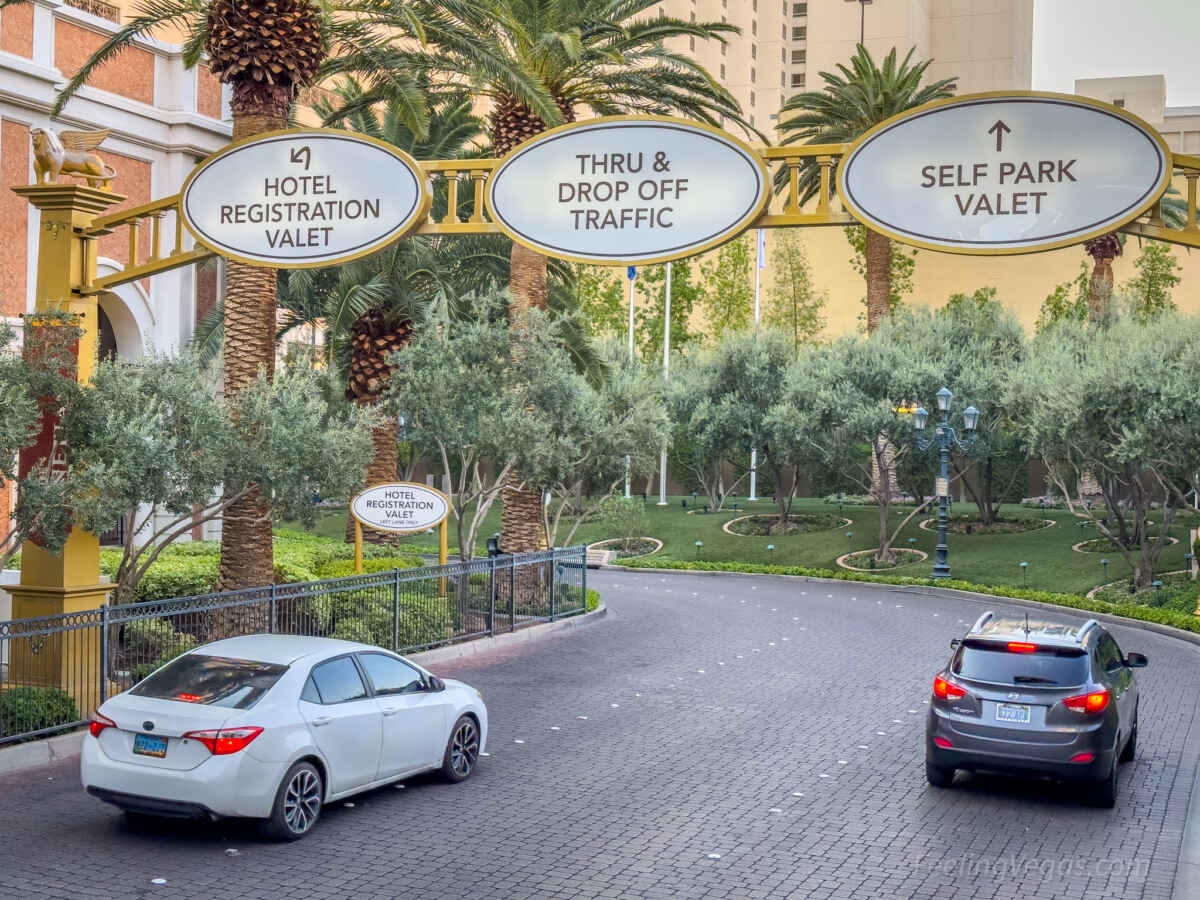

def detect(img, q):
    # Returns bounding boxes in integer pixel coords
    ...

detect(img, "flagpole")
[625,266,636,499]
[748,229,764,502]
[658,262,671,505]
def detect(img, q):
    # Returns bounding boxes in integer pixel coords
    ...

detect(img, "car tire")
[925,759,955,788]
[261,761,323,842]
[1092,759,1118,809]
[1119,718,1137,764]
[441,715,481,783]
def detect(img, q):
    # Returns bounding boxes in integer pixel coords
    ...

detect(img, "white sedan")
[81,634,487,840]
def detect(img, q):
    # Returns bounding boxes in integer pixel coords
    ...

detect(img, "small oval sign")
[837,92,1171,254]
[181,128,430,268]
[351,482,450,534]
[486,116,769,265]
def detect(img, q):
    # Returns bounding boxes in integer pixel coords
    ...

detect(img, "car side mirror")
[426,676,445,691]
[1124,652,1148,668]
[949,638,961,650]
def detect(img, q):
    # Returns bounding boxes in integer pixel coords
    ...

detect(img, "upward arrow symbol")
[987,119,1012,152]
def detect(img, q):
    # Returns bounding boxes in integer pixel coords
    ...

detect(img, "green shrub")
[329,591,453,651]
[126,620,197,682]
[314,556,424,580]
[586,588,600,612]
[0,687,79,740]
[622,557,1200,636]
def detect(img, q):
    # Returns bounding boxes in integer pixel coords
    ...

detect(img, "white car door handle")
[311,716,332,727]
[381,707,400,717]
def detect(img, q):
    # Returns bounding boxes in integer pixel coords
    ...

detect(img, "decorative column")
[6,183,125,698]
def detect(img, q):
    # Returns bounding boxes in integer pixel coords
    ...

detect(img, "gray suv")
[925,611,1148,807]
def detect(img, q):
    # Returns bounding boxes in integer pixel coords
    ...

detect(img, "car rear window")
[953,641,1089,686]
[131,655,287,709]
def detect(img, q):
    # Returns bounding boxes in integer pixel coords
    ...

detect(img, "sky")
[1033,0,1200,107]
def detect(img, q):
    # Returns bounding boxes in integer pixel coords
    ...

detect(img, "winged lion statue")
[31,127,117,189]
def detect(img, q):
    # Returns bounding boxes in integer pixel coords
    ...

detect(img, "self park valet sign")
[837,92,1172,254]
[180,128,430,268]
[485,116,770,266]
[351,482,450,535]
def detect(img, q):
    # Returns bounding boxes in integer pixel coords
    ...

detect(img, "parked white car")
[81,634,487,840]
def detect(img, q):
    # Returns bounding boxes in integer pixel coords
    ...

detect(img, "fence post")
[581,546,588,616]
[488,556,497,637]
[548,549,556,621]
[508,556,515,633]
[268,584,277,634]
[392,569,401,652]
[98,604,109,704]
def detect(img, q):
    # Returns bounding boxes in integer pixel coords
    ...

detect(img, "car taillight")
[933,675,967,701]
[933,737,953,749]
[1070,752,1096,763]
[1007,641,1037,653]
[89,712,115,738]
[1063,690,1109,715]
[182,726,263,755]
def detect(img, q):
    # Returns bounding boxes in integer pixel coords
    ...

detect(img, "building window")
[751,67,757,83]
[780,72,786,86]
[750,90,756,106]
[722,42,727,56]
[790,73,806,88]
[751,19,757,35]
[690,36,695,51]
[720,63,726,79]
[792,26,807,40]
[791,49,806,64]
[793,2,807,16]
[751,44,757,59]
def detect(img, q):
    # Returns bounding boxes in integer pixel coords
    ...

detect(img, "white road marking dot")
[718,662,726,666]
[697,669,706,674]
[769,808,783,813]
[923,700,930,704]
[908,709,918,714]
[851,597,857,601]
[782,638,790,642]
[876,731,887,736]
[818,773,830,778]
[752,586,757,590]
[577,716,588,720]
[636,693,642,697]
[151,879,167,886]
[770,607,778,611]
[838,760,848,765]
[707,853,722,860]
[896,604,903,608]
[768,642,776,646]
[877,601,883,605]
[933,613,939,617]
[611,703,620,708]
[792,791,804,797]
[224,849,241,857]
[799,627,807,631]
[793,617,799,621]
[801,591,807,596]
[514,740,524,744]
[892,719,902,724]
[827,594,833,599]
[856,745,869,750]
[736,654,744,659]
[549,726,560,731]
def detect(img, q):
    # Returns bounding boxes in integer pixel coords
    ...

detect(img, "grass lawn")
[284,497,1199,598]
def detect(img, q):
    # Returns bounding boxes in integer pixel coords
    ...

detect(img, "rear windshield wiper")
[1012,675,1057,684]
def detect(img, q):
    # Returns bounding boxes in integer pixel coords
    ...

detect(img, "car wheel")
[925,759,955,788]
[1119,718,1137,764]
[441,715,480,783]
[1092,759,1118,809]
[262,761,323,842]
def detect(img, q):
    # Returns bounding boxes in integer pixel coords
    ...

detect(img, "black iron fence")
[0,547,586,746]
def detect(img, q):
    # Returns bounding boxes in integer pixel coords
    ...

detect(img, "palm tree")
[334,0,746,551]
[32,0,442,590]
[778,45,957,333]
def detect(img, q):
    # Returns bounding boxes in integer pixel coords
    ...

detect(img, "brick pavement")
[0,570,1196,899]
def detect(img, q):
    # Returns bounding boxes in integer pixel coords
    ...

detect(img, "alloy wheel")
[283,768,322,835]
[450,720,479,777]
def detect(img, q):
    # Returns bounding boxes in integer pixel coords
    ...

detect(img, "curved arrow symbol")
[290,145,311,170]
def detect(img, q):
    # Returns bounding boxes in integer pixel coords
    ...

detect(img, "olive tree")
[1006,314,1200,588]
[61,353,374,602]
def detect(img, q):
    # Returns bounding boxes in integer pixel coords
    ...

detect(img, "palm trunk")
[499,243,550,552]
[864,228,892,334]
[1088,257,1115,322]
[217,83,290,598]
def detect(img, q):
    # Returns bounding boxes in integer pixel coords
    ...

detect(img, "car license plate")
[996,703,1031,724]
[132,733,168,758]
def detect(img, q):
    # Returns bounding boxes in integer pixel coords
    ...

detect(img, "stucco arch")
[95,258,155,359]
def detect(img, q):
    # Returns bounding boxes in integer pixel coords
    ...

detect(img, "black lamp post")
[844,0,873,45]
[913,387,979,579]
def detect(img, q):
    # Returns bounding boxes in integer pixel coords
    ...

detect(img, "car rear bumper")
[81,735,281,818]
[927,711,1115,781]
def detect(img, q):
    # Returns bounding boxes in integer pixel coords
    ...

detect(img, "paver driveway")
[1,570,1198,899]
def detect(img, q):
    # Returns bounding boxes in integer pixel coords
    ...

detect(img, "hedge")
[0,687,79,742]
[621,557,1200,637]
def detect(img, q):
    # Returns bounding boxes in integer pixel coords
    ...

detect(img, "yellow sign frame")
[835,90,1174,256]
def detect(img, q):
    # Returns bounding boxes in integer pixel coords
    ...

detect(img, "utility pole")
[658,262,672,505]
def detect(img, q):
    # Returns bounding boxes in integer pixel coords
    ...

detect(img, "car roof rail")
[1078,619,1102,643]
[969,611,994,633]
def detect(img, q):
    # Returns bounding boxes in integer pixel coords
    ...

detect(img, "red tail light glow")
[933,675,967,701]
[182,726,264,755]
[1007,641,1037,653]
[176,693,203,703]
[89,712,115,739]
[1070,752,1096,763]
[933,737,953,749]
[1063,690,1110,715]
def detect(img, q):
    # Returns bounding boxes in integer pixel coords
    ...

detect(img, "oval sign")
[486,116,769,265]
[351,483,450,534]
[181,128,430,268]
[837,92,1171,254]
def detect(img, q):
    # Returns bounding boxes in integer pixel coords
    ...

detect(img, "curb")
[404,602,609,667]
[0,729,84,778]
[612,565,1200,649]
[0,603,609,779]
